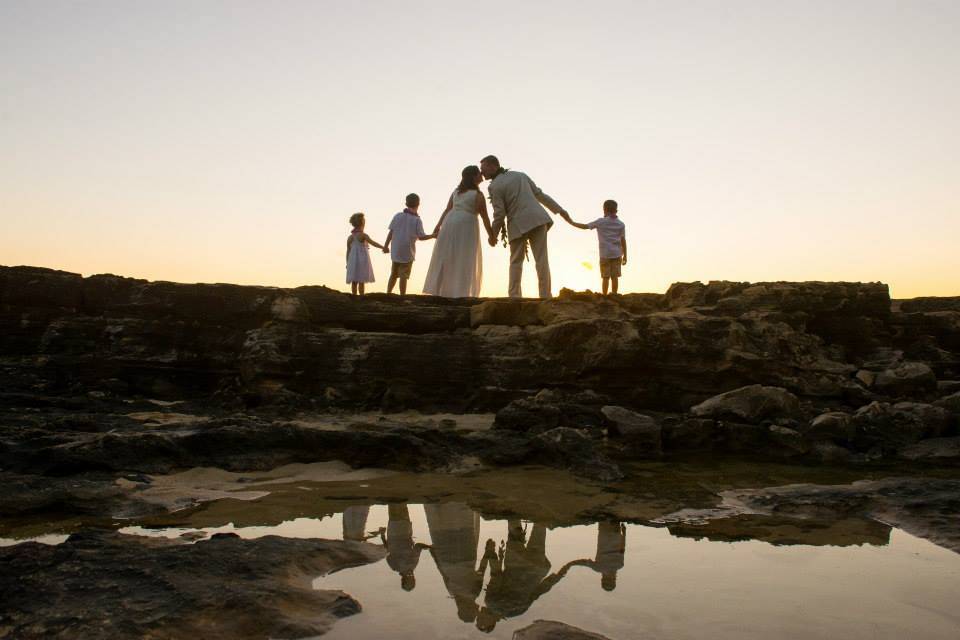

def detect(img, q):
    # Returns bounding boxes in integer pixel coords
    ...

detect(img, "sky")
[2,0,958,298]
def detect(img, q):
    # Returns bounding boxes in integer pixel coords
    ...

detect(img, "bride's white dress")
[423,189,483,297]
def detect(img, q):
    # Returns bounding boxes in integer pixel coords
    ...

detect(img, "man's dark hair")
[603,199,618,213]
[405,193,420,208]
[480,155,500,167]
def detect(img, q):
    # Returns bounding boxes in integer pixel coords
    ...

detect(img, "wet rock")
[721,478,960,553]
[937,380,960,395]
[898,437,960,464]
[716,421,769,453]
[661,417,715,451]
[0,529,385,639]
[804,411,854,444]
[690,385,800,423]
[873,362,937,398]
[513,619,615,640]
[532,428,623,482]
[601,406,661,457]
[493,396,607,434]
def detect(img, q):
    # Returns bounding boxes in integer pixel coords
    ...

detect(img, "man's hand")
[488,235,497,247]
[382,247,389,253]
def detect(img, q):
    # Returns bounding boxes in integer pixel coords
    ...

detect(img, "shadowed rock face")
[5,265,957,413]
[0,530,386,640]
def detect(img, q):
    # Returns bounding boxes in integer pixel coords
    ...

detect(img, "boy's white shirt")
[388,211,426,263]
[587,216,626,259]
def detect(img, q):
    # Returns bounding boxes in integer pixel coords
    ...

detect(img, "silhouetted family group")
[346,155,628,298]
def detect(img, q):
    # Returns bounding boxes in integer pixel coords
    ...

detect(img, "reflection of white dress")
[423,190,482,297]
[345,233,375,284]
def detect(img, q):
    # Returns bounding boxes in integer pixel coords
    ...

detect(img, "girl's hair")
[456,165,481,194]
[349,212,364,229]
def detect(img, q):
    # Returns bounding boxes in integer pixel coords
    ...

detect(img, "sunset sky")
[2,1,958,298]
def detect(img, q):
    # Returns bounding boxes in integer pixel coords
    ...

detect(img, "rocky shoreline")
[2,265,960,638]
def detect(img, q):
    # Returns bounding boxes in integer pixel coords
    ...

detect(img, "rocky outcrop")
[0,530,385,639]
[513,620,615,640]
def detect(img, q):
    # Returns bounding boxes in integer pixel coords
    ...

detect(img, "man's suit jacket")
[488,170,567,242]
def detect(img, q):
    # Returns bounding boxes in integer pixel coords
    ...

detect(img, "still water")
[119,501,960,640]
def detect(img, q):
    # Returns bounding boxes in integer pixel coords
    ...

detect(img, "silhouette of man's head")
[401,572,416,591]
[480,155,500,180]
[601,572,617,591]
[405,193,420,209]
[475,607,498,633]
[603,199,618,215]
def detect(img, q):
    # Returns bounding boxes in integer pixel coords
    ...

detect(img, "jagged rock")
[0,530,385,639]
[804,411,854,444]
[494,398,562,433]
[855,369,877,388]
[661,417,715,451]
[601,406,662,457]
[532,428,623,482]
[513,620,615,640]
[690,385,800,423]
[873,362,937,397]
[850,401,947,453]
[471,299,542,327]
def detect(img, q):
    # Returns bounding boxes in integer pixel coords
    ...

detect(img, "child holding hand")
[563,199,627,295]
[346,212,385,296]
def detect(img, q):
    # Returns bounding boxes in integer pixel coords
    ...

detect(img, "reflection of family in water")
[340,502,627,632]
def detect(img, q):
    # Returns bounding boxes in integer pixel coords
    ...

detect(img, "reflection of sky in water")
[117,503,960,640]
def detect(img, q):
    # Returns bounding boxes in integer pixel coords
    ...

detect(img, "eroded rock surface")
[0,530,385,639]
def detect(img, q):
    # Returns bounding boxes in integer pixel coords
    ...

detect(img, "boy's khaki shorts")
[391,261,413,279]
[600,257,622,279]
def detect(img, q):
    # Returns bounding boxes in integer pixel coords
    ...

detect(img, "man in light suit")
[481,155,570,299]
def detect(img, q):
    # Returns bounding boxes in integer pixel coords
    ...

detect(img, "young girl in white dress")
[345,212,385,296]
[422,165,493,298]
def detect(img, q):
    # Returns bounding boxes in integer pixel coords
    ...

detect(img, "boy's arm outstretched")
[382,230,393,253]
[562,215,591,230]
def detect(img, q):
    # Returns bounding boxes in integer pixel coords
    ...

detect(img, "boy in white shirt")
[383,193,435,295]
[564,199,627,295]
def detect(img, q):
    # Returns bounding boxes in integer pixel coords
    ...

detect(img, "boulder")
[767,425,809,457]
[601,406,662,457]
[809,441,852,464]
[937,380,960,395]
[513,620,615,640]
[494,398,562,433]
[690,385,800,423]
[873,361,937,397]
[804,411,854,444]
[532,427,623,482]
[935,391,960,416]
[716,421,769,452]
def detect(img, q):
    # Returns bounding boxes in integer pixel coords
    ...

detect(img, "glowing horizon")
[2,1,958,299]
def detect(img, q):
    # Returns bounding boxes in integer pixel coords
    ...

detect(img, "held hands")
[487,235,498,247]
[382,247,389,254]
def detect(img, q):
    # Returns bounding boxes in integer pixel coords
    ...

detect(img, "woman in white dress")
[422,165,493,298]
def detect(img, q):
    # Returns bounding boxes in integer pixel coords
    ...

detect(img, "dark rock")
[935,391,960,416]
[716,421,769,453]
[690,385,800,423]
[532,428,623,482]
[513,619,615,640]
[873,362,937,398]
[767,425,809,457]
[899,296,960,313]
[809,441,852,464]
[850,401,944,453]
[0,529,385,639]
[661,417,715,451]
[937,380,960,394]
[898,437,960,464]
[494,398,562,433]
[804,411,854,444]
[721,478,960,553]
[601,406,662,457]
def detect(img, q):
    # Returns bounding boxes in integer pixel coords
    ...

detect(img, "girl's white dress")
[422,189,483,297]
[345,232,375,283]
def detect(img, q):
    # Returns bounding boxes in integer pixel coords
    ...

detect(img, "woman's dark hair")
[456,165,481,194]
